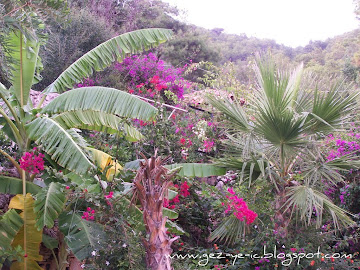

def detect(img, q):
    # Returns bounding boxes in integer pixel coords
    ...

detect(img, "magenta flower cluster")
[223,188,258,224]
[114,52,189,99]
[82,207,95,221]
[326,133,360,161]
[19,148,45,175]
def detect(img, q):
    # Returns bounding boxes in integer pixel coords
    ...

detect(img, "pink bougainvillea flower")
[19,151,45,175]
[179,138,186,145]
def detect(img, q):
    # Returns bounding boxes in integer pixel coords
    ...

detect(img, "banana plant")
[0,25,173,268]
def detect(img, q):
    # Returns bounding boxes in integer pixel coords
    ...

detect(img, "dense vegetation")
[0,0,360,269]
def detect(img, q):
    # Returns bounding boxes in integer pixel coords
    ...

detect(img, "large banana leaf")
[26,117,94,174]
[164,163,226,177]
[0,209,23,252]
[34,182,66,230]
[0,176,42,194]
[42,87,158,121]
[45,28,173,94]
[9,194,43,270]
[0,209,24,269]
[53,110,144,141]
[86,147,123,181]
[7,30,40,106]
[58,212,106,261]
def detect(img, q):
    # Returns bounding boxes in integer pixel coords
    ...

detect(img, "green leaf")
[45,28,173,94]
[0,209,24,254]
[34,182,66,230]
[165,220,186,236]
[7,30,40,106]
[42,87,158,121]
[42,234,58,250]
[58,212,106,261]
[162,208,178,219]
[86,148,123,181]
[53,110,144,141]
[9,194,43,269]
[0,175,42,194]
[209,215,245,245]
[26,117,94,174]
[65,172,101,193]
[164,163,226,177]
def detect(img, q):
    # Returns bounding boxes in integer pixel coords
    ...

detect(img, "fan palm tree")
[208,56,359,242]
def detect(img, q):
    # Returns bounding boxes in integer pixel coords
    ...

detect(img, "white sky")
[162,0,359,47]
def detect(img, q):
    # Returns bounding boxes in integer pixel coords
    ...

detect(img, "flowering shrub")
[114,52,190,100]
[223,188,258,224]
[19,148,45,175]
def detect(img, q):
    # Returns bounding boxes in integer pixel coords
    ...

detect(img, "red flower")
[129,89,134,94]
[150,75,160,84]
[171,114,176,120]
[179,138,186,145]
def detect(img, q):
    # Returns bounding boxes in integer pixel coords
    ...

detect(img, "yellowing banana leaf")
[9,194,43,270]
[86,148,123,180]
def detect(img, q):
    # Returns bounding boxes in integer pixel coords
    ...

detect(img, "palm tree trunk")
[132,153,179,270]
[273,190,290,238]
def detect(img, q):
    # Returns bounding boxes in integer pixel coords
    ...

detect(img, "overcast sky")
[162,0,359,47]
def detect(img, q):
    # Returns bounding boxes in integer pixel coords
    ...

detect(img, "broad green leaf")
[42,87,158,121]
[0,176,42,195]
[45,28,173,94]
[53,110,144,141]
[162,208,178,219]
[58,212,106,261]
[42,234,59,250]
[34,182,66,230]
[26,117,94,174]
[0,209,23,255]
[167,189,177,200]
[164,163,226,177]
[7,30,40,106]
[165,220,186,236]
[65,172,101,193]
[86,148,123,180]
[9,194,43,270]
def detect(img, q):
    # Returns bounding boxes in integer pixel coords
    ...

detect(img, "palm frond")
[305,83,358,134]
[284,185,355,230]
[207,95,250,133]
[215,157,267,186]
[209,215,246,245]
[45,28,173,94]
[42,87,158,121]
[26,117,94,174]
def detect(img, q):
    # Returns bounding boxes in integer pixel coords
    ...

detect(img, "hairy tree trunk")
[132,153,179,270]
[273,190,291,239]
